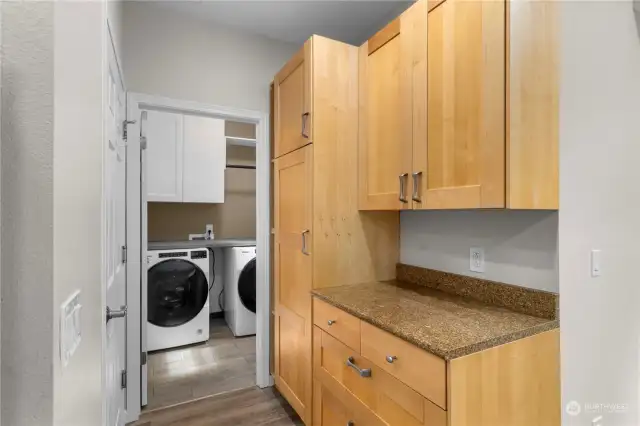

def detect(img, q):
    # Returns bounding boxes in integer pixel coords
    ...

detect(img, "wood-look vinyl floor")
[145,317,257,411]
[132,387,303,426]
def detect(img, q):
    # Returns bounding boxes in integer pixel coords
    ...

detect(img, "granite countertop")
[148,238,256,250]
[312,279,559,360]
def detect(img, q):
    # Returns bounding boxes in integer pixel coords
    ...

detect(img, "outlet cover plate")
[470,247,485,273]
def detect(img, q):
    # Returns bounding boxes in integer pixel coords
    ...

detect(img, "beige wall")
[148,145,256,241]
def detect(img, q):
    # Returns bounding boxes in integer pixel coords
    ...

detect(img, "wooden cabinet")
[146,110,184,202]
[272,36,399,424]
[417,0,505,209]
[312,298,560,426]
[358,14,413,210]
[274,41,312,158]
[358,0,559,211]
[146,111,226,203]
[274,145,313,420]
[182,115,226,203]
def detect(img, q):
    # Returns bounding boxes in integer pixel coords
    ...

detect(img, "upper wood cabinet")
[358,0,559,211]
[417,0,506,209]
[274,41,312,158]
[358,13,413,210]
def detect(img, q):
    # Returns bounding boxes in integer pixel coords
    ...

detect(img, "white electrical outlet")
[470,247,485,273]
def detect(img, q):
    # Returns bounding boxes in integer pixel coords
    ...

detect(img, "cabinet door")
[274,40,312,158]
[358,10,415,211]
[413,0,505,209]
[274,145,313,423]
[182,115,226,203]
[146,110,183,202]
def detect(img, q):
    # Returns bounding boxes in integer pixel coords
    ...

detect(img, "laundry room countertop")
[148,239,256,250]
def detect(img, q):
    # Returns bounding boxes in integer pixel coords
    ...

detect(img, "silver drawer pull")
[346,356,371,378]
[399,173,409,203]
[386,355,397,364]
[327,320,336,326]
[301,229,310,255]
[411,171,422,202]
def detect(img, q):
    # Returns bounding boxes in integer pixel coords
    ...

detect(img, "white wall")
[559,2,640,424]
[52,2,108,425]
[1,3,55,424]
[401,210,558,292]
[122,2,298,113]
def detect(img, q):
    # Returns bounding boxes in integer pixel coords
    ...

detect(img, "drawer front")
[314,328,446,426]
[313,379,385,426]
[361,321,447,409]
[313,298,361,352]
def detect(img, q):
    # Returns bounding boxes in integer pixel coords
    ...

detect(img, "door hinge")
[121,369,127,389]
[123,119,136,141]
[141,352,147,366]
[121,245,127,264]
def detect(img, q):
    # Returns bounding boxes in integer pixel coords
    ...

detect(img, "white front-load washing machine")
[147,248,210,351]
[224,246,256,337]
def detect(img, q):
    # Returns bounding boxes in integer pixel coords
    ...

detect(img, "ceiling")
[156,1,413,46]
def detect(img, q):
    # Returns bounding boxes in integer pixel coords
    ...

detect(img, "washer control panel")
[190,250,208,259]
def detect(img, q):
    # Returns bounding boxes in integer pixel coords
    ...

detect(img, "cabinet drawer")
[313,378,385,426]
[314,328,446,426]
[313,298,361,352]
[361,321,447,409]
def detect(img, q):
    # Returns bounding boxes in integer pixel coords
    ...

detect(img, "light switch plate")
[470,247,485,273]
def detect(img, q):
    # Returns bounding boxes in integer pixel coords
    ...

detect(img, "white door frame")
[125,93,271,423]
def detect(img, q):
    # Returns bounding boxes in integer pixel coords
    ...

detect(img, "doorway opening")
[125,94,271,421]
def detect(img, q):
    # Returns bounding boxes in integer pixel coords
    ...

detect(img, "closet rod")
[226,164,256,170]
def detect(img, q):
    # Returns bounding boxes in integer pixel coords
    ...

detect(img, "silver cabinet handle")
[327,320,336,326]
[399,173,409,203]
[346,356,371,378]
[411,171,422,202]
[301,229,310,255]
[386,355,397,364]
[301,112,310,138]
[106,305,127,323]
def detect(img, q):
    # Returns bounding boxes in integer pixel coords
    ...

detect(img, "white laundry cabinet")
[146,110,226,203]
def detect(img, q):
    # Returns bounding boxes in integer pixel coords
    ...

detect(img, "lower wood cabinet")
[312,297,560,426]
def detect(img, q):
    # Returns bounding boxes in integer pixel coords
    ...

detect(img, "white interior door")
[105,28,127,426]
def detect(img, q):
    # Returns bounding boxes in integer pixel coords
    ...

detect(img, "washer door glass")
[148,259,208,327]
[238,257,256,314]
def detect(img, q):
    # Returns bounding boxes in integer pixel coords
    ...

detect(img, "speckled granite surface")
[397,264,558,320]
[312,278,559,360]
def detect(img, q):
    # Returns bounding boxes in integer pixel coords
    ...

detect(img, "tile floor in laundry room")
[145,316,258,411]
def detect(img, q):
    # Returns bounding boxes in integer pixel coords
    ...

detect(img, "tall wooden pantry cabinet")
[272,35,399,424]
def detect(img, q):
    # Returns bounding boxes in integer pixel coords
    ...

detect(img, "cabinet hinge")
[141,352,147,366]
[121,369,127,389]
[123,119,136,141]
[122,245,127,264]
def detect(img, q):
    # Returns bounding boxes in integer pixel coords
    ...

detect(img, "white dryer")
[224,246,256,337]
[147,248,210,351]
